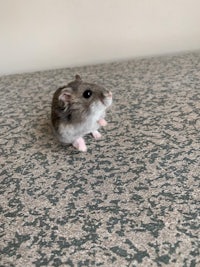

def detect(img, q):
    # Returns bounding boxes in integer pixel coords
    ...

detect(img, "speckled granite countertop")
[0,52,200,266]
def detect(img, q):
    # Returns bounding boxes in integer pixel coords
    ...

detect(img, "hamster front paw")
[73,137,87,152]
[92,130,102,140]
[98,118,107,127]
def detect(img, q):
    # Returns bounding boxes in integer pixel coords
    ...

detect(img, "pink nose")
[108,91,112,98]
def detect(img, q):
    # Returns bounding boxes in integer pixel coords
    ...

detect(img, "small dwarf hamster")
[51,75,112,152]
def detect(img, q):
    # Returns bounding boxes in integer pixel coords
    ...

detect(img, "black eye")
[83,89,92,99]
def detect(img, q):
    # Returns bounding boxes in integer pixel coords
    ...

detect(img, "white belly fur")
[57,109,105,144]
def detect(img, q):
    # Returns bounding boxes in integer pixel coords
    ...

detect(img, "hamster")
[51,75,112,152]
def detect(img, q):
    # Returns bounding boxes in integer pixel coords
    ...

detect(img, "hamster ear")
[59,90,72,103]
[75,74,82,82]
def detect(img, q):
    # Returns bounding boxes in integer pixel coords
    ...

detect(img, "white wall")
[0,0,200,76]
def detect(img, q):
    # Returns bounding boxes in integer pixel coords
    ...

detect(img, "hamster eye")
[83,89,92,99]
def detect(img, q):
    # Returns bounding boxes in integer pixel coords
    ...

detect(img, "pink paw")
[92,130,102,140]
[98,118,107,127]
[72,137,87,152]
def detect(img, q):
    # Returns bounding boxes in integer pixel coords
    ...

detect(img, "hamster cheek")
[91,101,106,115]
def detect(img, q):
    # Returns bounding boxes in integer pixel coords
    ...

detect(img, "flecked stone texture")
[0,52,200,267]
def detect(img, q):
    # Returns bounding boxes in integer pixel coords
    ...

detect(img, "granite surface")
[0,52,200,266]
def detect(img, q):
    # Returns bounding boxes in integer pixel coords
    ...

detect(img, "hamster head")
[52,75,112,125]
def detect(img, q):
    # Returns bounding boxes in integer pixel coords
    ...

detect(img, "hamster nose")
[103,91,112,98]
[104,91,112,98]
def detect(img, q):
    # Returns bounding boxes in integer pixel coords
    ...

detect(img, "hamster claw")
[92,130,102,140]
[98,118,107,127]
[73,137,87,152]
